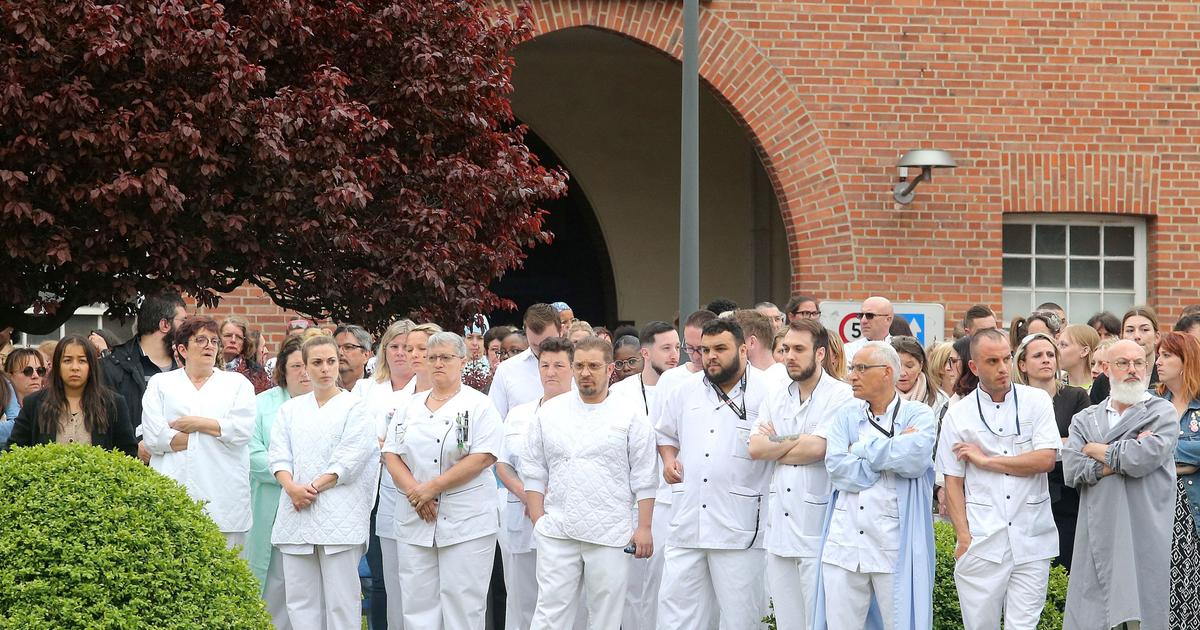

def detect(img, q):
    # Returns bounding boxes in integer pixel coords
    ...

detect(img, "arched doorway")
[495,26,793,327]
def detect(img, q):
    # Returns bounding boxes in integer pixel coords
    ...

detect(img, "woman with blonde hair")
[1058,324,1100,392]
[925,341,960,399]
[823,333,847,381]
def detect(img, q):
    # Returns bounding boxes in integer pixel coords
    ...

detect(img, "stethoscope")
[974,386,1021,437]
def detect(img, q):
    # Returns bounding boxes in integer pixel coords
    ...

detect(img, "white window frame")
[1001,213,1147,321]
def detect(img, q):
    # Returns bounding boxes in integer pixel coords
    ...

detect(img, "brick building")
[26,0,1200,349]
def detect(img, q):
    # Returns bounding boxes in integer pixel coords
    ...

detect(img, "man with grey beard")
[1062,339,1178,630]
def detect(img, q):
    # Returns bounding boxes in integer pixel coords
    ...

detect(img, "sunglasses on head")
[19,366,47,378]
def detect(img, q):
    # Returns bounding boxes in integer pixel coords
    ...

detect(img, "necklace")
[429,387,460,402]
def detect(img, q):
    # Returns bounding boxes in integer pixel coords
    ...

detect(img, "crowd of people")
[3,291,1200,630]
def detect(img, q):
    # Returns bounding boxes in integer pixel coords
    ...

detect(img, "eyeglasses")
[338,344,367,353]
[848,363,889,374]
[859,312,887,321]
[614,357,643,370]
[1111,358,1148,371]
[792,310,821,318]
[221,332,245,342]
[573,361,609,372]
[947,357,962,365]
[684,344,702,356]
[19,366,47,378]
[427,354,461,365]
[192,336,221,348]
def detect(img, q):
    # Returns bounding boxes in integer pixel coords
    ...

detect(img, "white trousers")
[224,531,248,560]
[954,550,1050,630]
[622,501,673,630]
[265,547,293,630]
[504,549,538,630]
[280,545,364,630]
[379,537,406,630]
[396,534,495,630]
[820,563,895,629]
[531,533,630,630]
[765,553,819,630]
[657,546,765,630]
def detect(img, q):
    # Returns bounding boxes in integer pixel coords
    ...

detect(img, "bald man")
[1062,339,1177,630]
[843,297,895,370]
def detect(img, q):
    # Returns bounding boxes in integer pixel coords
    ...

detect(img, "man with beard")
[656,318,772,629]
[523,336,658,629]
[103,292,187,463]
[611,321,679,630]
[333,324,374,389]
[1063,339,1178,630]
[748,319,853,629]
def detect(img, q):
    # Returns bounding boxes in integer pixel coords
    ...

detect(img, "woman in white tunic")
[141,316,256,551]
[270,335,379,630]
[382,332,503,630]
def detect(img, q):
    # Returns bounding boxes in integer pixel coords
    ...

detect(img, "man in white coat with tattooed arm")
[522,336,659,630]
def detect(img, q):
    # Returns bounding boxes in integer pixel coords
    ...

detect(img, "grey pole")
[679,0,700,321]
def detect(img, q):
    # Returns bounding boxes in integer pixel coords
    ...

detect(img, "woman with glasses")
[221,317,273,394]
[612,335,643,384]
[502,329,529,360]
[484,326,514,375]
[1152,331,1200,630]
[6,347,47,411]
[926,341,960,400]
[141,316,257,552]
[382,332,503,630]
[4,335,137,456]
[1012,332,1091,570]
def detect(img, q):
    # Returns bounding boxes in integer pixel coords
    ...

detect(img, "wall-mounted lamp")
[892,149,957,204]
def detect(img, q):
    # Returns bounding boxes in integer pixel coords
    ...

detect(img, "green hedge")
[764,520,1068,629]
[0,444,270,629]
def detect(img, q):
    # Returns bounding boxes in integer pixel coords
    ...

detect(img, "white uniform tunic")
[935,384,1061,630]
[141,368,256,534]
[655,365,773,629]
[498,400,540,554]
[489,348,542,418]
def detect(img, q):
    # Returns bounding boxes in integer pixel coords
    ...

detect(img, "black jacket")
[101,336,160,430]
[3,389,138,458]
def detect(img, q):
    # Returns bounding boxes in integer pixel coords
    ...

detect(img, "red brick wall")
[227,0,1200,339]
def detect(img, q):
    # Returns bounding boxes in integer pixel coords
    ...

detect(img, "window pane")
[1003,257,1032,288]
[1003,223,1032,254]
[1104,292,1135,316]
[1069,225,1101,256]
[1105,226,1135,257]
[1035,258,1066,288]
[1069,293,1102,323]
[1035,224,1066,255]
[1106,260,1135,290]
[1002,290,1031,322]
[1070,259,1101,289]
[1035,291,1068,314]
[64,315,98,339]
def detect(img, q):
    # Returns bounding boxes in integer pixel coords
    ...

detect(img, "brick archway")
[499,0,856,289]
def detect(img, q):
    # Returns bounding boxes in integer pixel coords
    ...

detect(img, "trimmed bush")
[0,444,270,629]
[934,520,1068,629]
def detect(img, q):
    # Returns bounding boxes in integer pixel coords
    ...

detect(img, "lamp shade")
[896,149,957,169]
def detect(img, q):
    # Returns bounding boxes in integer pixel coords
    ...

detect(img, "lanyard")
[639,374,649,415]
[975,387,1020,437]
[865,398,901,438]
[708,370,748,421]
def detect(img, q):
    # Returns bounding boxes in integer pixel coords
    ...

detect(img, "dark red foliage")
[0,0,565,334]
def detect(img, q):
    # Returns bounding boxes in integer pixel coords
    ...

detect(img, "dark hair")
[135,293,186,337]
[173,316,220,352]
[220,317,260,368]
[1087,311,1121,337]
[523,303,561,335]
[36,335,116,435]
[639,321,676,346]
[953,335,978,396]
[1122,305,1160,332]
[787,318,830,352]
[272,336,305,388]
[613,335,641,354]
[963,304,995,328]
[730,309,773,348]
[1037,302,1065,313]
[701,318,745,346]
[785,295,820,315]
[704,298,738,315]
[484,325,515,347]
[572,335,613,362]
[891,336,939,407]
[1008,311,1062,348]
[1183,305,1200,317]
[971,327,1010,356]
[611,325,639,341]
[683,309,718,330]
[889,317,914,337]
[1176,314,1200,333]
[5,347,45,375]
[536,336,574,361]
[333,324,373,352]
[592,326,612,340]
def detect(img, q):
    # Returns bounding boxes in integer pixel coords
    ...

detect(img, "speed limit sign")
[838,312,861,342]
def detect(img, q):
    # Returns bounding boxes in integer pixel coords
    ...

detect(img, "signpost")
[819,301,947,345]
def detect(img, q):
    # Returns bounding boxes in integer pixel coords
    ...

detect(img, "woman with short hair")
[382,332,503,630]
[141,316,257,551]
[221,316,273,393]
[891,336,947,416]
[270,335,379,630]
[4,335,137,456]
[246,336,311,629]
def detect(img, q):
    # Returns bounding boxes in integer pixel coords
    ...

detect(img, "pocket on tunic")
[964,498,993,537]
[1014,435,1035,455]
[504,498,529,532]
[725,485,763,532]
[1023,493,1055,538]
[731,425,753,460]
[441,482,494,522]
[800,492,829,537]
